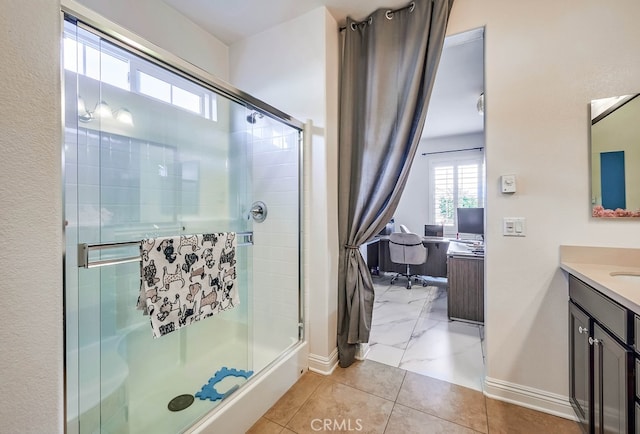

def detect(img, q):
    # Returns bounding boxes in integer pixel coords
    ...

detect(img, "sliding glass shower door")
[63,16,301,434]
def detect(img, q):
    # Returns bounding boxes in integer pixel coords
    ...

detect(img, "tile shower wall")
[69,128,183,341]
[250,121,300,367]
[66,125,239,431]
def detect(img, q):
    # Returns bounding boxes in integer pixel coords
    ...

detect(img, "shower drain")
[168,394,195,412]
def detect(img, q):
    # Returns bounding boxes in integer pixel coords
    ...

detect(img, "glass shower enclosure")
[63,16,302,433]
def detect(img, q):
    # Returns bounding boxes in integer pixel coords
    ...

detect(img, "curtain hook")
[385,10,394,20]
[350,22,357,31]
[409,2,416,12]
[368,16,373,25]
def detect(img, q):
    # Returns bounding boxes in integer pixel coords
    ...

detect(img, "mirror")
[590,94,640,218]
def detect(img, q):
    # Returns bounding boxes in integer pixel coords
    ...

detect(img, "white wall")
[395,132,485,235]
[74,0,229,80]
[229,7,340,374]
[0,1,63,432]
[448,0,640,415]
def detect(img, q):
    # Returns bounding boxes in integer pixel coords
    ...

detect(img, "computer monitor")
[424,224,444,237]
[457,207,484,238]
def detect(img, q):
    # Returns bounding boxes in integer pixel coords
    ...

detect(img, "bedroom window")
[429,154,484,236]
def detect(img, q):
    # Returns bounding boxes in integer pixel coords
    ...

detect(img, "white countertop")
[560,245,640,313]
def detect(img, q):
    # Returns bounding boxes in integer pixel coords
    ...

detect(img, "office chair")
[424,224,444,237]
[399,224,411,233]
[388,232,428,289]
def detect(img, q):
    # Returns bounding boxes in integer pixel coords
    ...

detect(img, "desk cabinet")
[366,240,380,275]
[447,254,484,323]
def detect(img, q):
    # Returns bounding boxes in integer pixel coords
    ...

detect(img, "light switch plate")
[501,174,517,193]
[503,217,526,236]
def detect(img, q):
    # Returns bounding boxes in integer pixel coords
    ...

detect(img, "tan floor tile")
[397,372,488,433]
[486,398,582,434]
[281,429,296,434]
[385,403,482,433]
[246,417,284,434]
[329,359,406,401]
[286,380,394,434]
[263,372,325,426]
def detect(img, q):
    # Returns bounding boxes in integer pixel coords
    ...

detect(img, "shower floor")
[71,330,297,434]
[126,341,250,434]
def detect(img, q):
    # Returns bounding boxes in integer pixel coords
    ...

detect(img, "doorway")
[366,27,486,392]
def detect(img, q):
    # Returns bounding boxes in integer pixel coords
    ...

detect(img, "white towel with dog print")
[138,232,239,338]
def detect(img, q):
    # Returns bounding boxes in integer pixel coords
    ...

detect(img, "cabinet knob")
[588,337,600,346]
[578,326,588,334]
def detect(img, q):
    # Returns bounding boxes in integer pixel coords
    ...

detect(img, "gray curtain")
[337,0,454,367]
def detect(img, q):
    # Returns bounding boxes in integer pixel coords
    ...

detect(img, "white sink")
[610,271,640,284]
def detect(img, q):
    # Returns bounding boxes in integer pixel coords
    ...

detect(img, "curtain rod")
[421,147,484,156]
[339,1,416,32]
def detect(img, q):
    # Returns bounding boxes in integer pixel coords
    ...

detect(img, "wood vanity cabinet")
[568,275,634,434]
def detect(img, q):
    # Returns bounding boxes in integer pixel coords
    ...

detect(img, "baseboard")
[484,376,578,421]
[308,347,338,375]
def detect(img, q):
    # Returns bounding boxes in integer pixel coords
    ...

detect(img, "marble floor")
[366,273,485,391]
[248,359,582,434]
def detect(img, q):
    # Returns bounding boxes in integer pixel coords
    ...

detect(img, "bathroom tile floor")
[247,360,582,434]
[367,273,485,391]
[249,273,581,433]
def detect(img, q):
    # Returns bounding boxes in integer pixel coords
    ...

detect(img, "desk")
[366,236,449,278]
[447,241,484,324]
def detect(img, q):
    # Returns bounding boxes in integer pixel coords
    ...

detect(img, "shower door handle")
[250,201,267,223]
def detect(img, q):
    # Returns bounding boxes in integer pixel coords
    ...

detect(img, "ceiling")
[162,0,417,45]
[162,0,484,139]
[425,28,484,139]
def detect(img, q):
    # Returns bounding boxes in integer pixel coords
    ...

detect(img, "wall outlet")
[503,217,526,236]
[501,174,517,193]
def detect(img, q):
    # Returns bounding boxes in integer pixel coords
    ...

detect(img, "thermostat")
[501,175,516,193]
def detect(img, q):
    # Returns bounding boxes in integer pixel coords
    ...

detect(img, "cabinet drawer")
[569,275,629,344]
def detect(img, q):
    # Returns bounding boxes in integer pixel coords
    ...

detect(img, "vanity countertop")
[560,245,640,313]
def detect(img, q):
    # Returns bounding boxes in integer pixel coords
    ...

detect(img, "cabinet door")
[448,256,484,323]
[569,302,591,432]
[424,241,449,278]
[593,322,632,434]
